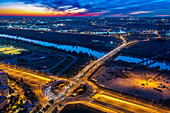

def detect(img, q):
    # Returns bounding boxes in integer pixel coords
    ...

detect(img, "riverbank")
[0,28,121,52]
[122,38,170,62]
[115,54,170,71]
[0,34,106,58]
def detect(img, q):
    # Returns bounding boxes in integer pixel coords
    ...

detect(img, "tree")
[36,104,42,111]
[52,107,58,113]
[49,99,54,105]
[17,58,21,65]
[17,94,20,100]
[59,104,62,107]
[20,77,23,83]
[42,108,47,112]
[46,105,50,109]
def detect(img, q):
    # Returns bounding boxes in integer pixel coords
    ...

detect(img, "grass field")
[0,47,26,55]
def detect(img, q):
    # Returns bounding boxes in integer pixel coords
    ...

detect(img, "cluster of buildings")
[0,17,169,37]
[0,69,9,109]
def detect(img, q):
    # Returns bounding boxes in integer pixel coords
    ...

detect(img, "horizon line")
[0,16,170,18]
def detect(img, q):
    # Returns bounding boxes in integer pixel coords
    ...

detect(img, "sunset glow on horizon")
[0,2,93,17]
[0,0,170,17]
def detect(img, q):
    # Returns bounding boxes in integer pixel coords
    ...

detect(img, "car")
[61,98,65,101]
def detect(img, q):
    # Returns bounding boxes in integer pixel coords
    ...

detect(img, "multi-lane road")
[51,36,138,101]
[0,64,52,85]
[46,36,144,112]
[46,36,169,113]
[92,92,168,113]
[1,35,169,113]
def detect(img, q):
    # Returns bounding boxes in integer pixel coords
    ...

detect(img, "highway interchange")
[1,36,169,113]
[45,36,169,113]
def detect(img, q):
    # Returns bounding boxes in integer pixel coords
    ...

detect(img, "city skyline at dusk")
[0,0,170,17]
[0,0,170,112]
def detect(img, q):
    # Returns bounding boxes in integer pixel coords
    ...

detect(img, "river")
[0,34,106,58]
[115,55,170,71]
[1,34,169,71]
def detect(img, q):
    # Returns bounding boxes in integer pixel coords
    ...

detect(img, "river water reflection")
[115,55,170,71]
[0,34,106,58]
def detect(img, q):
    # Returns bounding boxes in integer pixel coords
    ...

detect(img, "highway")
[51,36,137,100]
[1,34,168,113]
[46,36,140,112]
[46,35,170,113]
[46,36,125,99]
[0,64,52,85]
[92,93,167,113]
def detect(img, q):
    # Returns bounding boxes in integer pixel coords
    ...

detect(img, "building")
[0,70,9,96]
[0,85,9,96]
[0,69,8,88]
[0,95,7,109]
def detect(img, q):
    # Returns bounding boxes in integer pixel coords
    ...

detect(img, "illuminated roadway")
[49,36,127,99]
[0,35,168,112]
[46,36,146,112]
[92,92,168,113]
[0,64,52,84]
[46,35,169,113]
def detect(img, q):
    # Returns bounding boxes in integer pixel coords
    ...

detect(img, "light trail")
[0,64,52,82]
[48,36,130,101]
[39,35,168,113]
[100,94,158,113]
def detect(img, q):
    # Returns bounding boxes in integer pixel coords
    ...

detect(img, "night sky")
[0,0,170,17]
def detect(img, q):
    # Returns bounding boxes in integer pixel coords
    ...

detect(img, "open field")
[92,65,170,101]
[4,52,64,70]
[0,46,26,55]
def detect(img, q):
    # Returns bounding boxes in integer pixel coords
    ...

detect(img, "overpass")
[44,35,169,113]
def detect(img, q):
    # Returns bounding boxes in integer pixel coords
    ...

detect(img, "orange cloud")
[0,7,99,17]
[0,2,91,17]
[0,6,65,17]
[130,11,153,15]
[0,8,86,17]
